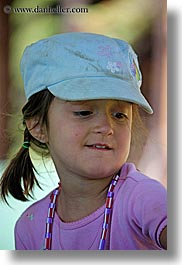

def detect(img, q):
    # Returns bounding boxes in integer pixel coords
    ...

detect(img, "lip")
[85,143,113,151]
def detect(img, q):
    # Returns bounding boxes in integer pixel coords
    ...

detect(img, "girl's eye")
[73,111,93,117]
[112,112,128,120]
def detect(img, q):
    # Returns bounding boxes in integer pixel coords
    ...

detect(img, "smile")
[86,144,112,151]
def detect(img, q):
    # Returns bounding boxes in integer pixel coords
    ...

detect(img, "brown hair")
[0,89,147,203]
[0,89,54,203]
[128,105,148,164]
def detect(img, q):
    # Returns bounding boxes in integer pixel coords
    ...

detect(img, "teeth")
[87,144,111,149]
[95,145,107,149]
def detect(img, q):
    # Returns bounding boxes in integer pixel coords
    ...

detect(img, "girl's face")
[46,98,132,180]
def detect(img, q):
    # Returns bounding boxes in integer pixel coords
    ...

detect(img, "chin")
[85,166,121,180]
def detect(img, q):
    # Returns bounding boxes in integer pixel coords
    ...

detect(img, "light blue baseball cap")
[20,32,153,114]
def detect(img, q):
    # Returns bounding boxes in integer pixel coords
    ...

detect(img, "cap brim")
[47,77,153,114]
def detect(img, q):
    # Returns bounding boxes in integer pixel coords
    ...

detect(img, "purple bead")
[107,191,113,198]
[112,180,117,186]
[45,232,51,238]
[102,223,108,229]
[49,202,55,208]
[99,239,105,250]
[105,208,111,214]
[46,217,53,224]
[53,189,59,195]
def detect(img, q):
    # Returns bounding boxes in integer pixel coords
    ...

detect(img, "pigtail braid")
[0,89,54,203]
[0,127,41,203]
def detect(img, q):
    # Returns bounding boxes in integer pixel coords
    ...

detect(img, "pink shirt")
[15,163,167,250]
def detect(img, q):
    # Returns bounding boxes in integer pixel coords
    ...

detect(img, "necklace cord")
[44,175,119,250]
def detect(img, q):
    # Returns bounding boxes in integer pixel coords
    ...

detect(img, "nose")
[92,112,114,136]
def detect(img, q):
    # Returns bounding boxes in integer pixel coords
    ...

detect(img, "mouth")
[85,144,112,151]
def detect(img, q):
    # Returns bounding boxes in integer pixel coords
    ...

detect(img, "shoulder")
[14,189,56,250]
[117,162,167,210]
[113,163,167,249]
[120,162,167,191]
[15,191,51,232]
[14,190,54,249]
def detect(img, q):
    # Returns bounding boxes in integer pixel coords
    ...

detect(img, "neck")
[56,173,114,222]
[45,173,120,250]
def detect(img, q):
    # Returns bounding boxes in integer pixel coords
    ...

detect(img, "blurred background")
[0,0,166,249]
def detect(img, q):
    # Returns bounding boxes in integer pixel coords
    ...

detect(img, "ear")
[25,118,48,143]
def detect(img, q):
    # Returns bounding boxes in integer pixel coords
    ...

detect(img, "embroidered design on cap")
[106,61,122,73]
[131,59,140,81]
[98,45,113,58]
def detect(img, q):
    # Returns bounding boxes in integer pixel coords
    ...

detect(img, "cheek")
[73,131,81,138]
[117,126,132,149]
[70,126,87,146]
[46,119,64,147]
[48,120,84,147]
[74,126,87,136]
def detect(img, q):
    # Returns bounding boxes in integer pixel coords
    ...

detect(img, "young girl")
[0,32,167,250]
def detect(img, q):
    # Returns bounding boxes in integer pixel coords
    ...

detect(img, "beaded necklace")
[44,174,119,250]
